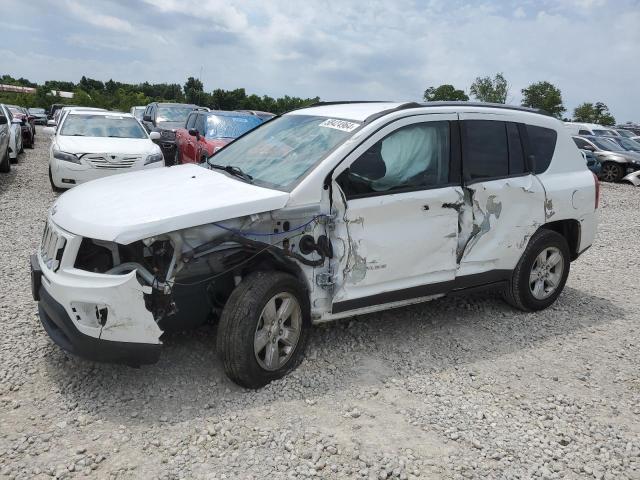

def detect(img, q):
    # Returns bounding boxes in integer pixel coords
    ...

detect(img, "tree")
[521,81,565,118]
[423,84,469,102]
[469,73,509,103]
[573,102,615,126]
[184,76,204,105]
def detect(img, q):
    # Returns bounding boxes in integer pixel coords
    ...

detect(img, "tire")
[503,229,570,312]
[600,162,624,182]
[217,271,311,389]
[0,148,10,173]
[49,166,63,192]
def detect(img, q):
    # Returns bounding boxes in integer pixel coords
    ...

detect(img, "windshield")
[209,115,360,190]
[60,114,148,139]
[593,129,615,136]
[206,114,263,139]
[29,108,45,114]
[616,129,635,138]
[616,138,640,151]
[591,137,625,151]
[157,106,194,123]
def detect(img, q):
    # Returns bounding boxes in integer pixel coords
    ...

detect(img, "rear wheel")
[217,271,310,389]
[600,162,624,182]
[503,229,570,312]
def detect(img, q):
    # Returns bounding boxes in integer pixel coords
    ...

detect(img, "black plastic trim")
[331,270,511,314]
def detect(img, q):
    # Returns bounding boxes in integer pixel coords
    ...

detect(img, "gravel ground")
[1,128,639,480]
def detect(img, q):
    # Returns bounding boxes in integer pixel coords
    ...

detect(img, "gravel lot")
[1,128,639,480]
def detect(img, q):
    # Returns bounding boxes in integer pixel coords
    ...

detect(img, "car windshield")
[591,137,625,151]
[157,106,194,123]
[615,138,640,151]
[209,115,360,190]
[205,114,263,139]
[593,129,615,136]
[60,114,148,139]
[29,108,45,114]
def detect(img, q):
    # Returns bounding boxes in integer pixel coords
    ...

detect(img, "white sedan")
[44,111,163,191]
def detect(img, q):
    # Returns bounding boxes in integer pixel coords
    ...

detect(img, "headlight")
[53,150,81,164]
[144,152,164,165]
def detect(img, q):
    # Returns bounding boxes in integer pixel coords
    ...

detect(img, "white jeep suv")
[31,102,599,388]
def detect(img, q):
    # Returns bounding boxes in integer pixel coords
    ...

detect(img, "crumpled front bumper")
[31,253,163,366]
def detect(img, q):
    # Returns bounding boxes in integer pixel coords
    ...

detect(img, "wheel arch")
[539,219,581,261]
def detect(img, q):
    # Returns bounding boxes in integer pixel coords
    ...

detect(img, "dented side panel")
[330,184,463,305]
[455,175,546,276]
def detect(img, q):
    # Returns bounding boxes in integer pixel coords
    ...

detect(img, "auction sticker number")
[319,119,360,132]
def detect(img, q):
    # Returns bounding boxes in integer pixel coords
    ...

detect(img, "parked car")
[141,103,206,165]
[580,149,601,176]
[0,104,23,163]
[0,109,10,172]
[605,136,640,154]
[175,110,263,165]
[572,135,640,182]
[612,129,637,138]
[31,101,598,388]
[8,105,35,149]
[616,124,640,136]
[48,104,72,120]
[564,122,618,136]
[632,136,640,144]
[51,106,106,127]
[43,111,163,191]
[130,106,145,121]
[28,107,48,125]
[236,110,276,121]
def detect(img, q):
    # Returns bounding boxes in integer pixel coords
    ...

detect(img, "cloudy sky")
[1,0,638,121]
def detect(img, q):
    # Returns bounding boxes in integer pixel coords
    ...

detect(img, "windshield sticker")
[319,118,360,132]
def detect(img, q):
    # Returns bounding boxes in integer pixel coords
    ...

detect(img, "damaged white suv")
[31,102,599,388]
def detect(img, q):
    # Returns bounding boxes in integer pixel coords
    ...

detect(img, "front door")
[329,114,462,314]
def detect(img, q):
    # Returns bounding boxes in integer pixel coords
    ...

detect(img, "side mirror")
[143,114,152,122]
[0,116,7,125]
[47,119,56,126]
[188,128,200,139]
[149,131,161,141]
[43,126,56,135]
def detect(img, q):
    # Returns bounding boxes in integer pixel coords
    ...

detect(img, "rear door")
[455,114,546,277]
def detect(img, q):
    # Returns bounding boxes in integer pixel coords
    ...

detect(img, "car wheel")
[503,229,570,312]
[600,162,624,182]
[0,148,10,173]
[217,271,311,389]
[49,166,63,192]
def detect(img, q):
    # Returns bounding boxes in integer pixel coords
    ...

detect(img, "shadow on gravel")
[41,285,623,425]
[0,162,20,196]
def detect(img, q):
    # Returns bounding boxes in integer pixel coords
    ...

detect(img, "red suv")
[174,111,264,164]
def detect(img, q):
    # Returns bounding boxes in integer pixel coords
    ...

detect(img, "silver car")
[573,135,640,182]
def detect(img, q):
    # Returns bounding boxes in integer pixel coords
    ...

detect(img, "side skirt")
[330,270,511,315]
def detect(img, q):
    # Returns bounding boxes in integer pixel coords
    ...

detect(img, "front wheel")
[600,162,624,182]
[217,271,310,388]
[503,229,570,312]
[0,148,10,173]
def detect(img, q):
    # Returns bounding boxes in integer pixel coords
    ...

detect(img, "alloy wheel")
[254,293,302,371]
[601,163,620,182]
[529,247,564,300]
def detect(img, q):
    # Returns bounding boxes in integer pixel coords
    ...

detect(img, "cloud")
[2,0,639,122]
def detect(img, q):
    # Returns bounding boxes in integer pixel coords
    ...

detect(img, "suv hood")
[52,164,290,244]
[56,136,157,155]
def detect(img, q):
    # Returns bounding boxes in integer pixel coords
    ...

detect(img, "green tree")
[573,102,615,126]
[521,81,565,118]
[184,77,205,105]
[469,73,509,103]
[423,84,469,102]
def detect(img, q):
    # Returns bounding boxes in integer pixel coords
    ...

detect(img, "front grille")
[160,130,175,140]
[85,154,143,170]
[41,221,66,271]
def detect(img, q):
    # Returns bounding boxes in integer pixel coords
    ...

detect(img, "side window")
[573,137,590,149]
[579,129,590,135]
[196,114,206,137]
[337,121,450,198]
[186,113,196,130]
[526,125,557,174]
[507,123,525,175]
[461,120,509,180]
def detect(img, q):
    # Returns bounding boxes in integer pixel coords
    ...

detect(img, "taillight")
[592,172,600,209]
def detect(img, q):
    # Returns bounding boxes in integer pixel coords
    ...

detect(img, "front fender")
[622,170,640,186]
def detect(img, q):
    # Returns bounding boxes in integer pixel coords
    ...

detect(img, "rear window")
[526,125,557,174]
